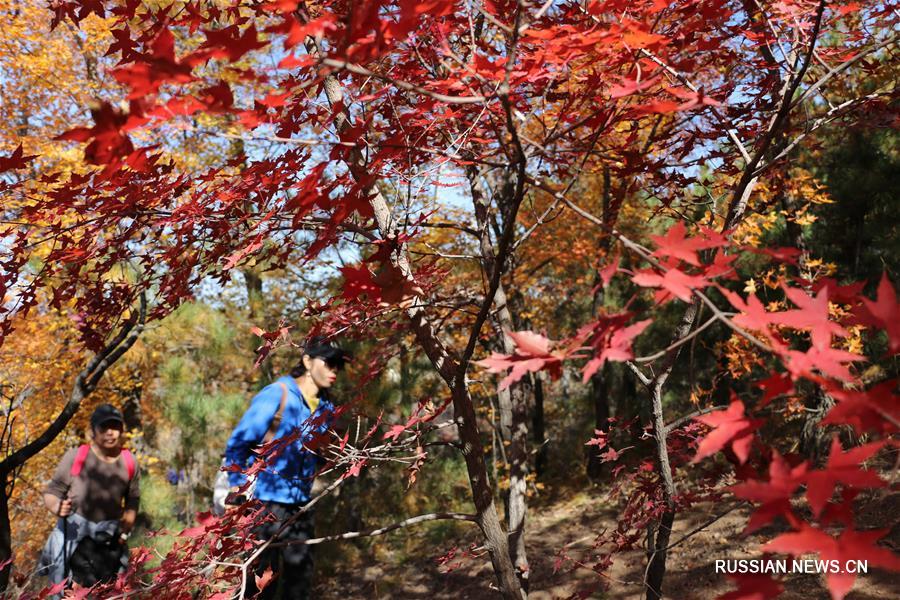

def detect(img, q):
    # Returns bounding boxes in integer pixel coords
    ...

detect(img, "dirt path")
[314,489,900,599]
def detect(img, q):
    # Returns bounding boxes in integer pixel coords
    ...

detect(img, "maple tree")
[0,0,897,598]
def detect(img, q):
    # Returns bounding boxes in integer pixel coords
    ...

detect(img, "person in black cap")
[39,403,140,592]
[224,336,350,599]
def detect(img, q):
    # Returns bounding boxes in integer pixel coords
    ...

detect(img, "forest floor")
[314,486,900,600]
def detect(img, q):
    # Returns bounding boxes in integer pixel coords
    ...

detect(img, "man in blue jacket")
[224,337,349,600]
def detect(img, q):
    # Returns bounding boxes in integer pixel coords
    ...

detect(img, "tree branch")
[0,292,146,473]
[268,512,477,548]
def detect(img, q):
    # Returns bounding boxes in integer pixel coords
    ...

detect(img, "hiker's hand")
[57,498,72,517]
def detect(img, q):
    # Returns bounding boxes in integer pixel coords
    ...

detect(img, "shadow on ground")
[313,489,900,599]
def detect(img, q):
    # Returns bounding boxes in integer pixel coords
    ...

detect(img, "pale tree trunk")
[304,34,525,600]
[639,3,827,596]
[468,166,531,587]
[362,166,522,598]
[643,299,699,600]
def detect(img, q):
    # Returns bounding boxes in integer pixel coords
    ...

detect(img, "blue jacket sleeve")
[224,384,282,488]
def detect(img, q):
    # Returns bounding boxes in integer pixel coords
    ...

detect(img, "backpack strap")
[120,449,136,481]
[261,382,289,444]
[70,444,137,481]
[70,444,91,478]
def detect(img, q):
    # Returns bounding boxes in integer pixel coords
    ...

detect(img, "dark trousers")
[244,502,315,600]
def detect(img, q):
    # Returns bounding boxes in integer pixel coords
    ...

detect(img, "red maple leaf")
[580,317,652,381]
[608,76,658,98]
[599,446,630,463]
[854,272,900,355]
[745,246,803,265]
[344,458,368,478]
[821,380,899,435]
[200,23,268,62]
[340,264,381,300]
[805,437,885,518]
[632,267,709,302]
[476,330,578,390]
[339,258,423,307]
[632,100,684,114]
[771,287,848,350]
[763,525,900,600]
[0,144,38,172]
[650,221,720,266]
[371,262,424,305]
[704,251,739,280]
[55,101,141,166]
[223,235,263,271]
[596,251,620,290]
[250,321,294,367]
[692,398,763,464]
[717,573,784,600]
[731,450,807,533]
[113,28,198,99]
[105,27,141,64]
[812,278,866,305]
[507,330,551,355]
[585,429,608,448]
[719,287,772,335]
[781,346,863,382]
[755,372,795,408]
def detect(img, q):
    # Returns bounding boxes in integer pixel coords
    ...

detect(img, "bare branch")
[319,58,489,105]
[269,512,477,547]
[665,405,729,434]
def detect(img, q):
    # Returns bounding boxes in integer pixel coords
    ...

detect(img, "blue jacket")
[224,376,334,505]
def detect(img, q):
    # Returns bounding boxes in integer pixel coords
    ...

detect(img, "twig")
[664,405,728,434]
[268,512,477,547]
[319,58,488,105]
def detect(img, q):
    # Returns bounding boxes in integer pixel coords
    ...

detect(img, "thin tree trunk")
[243,267,274,383]
[645,509,675,600]
[644,378,681,600]
[306,35,524,597]
[469,166,531,587]
[0,471,10,590]
[399,344,409,406]
[586,367,610,479]
[642,298,699,599]
[451,382,524,599]
[587,165,614,480]
[507,379,530,589]
[364,183,524,597]
[531,373,546,478]
[800,388,835,462]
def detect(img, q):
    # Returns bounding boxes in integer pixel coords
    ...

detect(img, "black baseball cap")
[90,404,125,429]
[304,337,352,370]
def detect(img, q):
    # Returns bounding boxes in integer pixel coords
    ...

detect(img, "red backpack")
[70,445,137,481]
